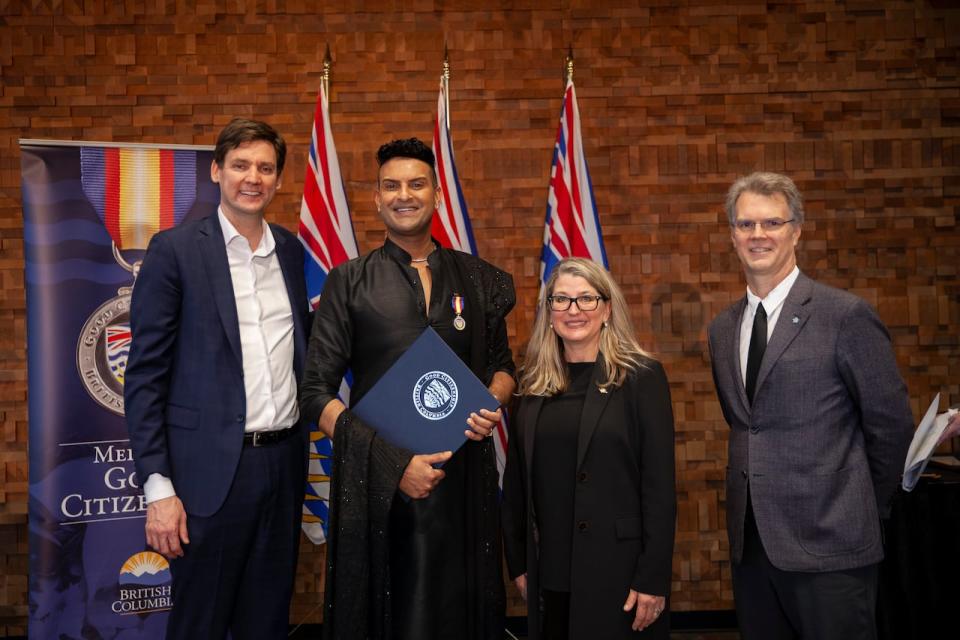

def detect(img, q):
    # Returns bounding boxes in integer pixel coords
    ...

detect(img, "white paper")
[902,393,960,491]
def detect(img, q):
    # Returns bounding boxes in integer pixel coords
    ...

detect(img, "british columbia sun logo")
[112,551,172,615]
[413,371,458,420]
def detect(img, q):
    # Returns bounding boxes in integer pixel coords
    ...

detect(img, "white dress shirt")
[143,209,298,504]
[739,266,801,386]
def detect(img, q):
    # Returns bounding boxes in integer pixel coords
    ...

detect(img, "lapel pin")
[792,316,799,324]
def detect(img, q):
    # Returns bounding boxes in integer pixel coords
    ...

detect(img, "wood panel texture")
[1,0,958,634]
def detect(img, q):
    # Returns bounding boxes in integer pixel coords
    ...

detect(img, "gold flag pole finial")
[442,44,451,129]
[566,45,574,83]
[322,44,332,98]
[443,43,451,83]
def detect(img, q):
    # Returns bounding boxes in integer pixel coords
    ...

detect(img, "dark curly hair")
[376,138,436,184]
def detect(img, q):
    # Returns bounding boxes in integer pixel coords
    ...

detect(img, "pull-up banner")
[21,140,217,638]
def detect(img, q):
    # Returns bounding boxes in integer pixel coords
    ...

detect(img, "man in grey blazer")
[708,172,913,639]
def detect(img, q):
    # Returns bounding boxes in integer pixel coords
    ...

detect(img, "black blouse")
[532,361,594,591]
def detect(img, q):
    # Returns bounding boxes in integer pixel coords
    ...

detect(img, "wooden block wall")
[1,0,958,634]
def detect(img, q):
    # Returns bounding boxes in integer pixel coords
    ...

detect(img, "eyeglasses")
[732,218,796,233]
[547,295,606,312]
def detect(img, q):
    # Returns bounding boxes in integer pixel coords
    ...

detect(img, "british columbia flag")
[540,78,608,286]
[299,83,359,309]
[431,79,478,254]
[431,78,509,487]
[105,324,131,385]
[298,81,358,544]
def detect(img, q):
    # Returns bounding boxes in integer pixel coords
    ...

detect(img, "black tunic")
[301,238,516,640]
[532,361,593,591]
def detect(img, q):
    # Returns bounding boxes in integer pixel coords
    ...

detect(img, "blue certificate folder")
[352,327,498,458]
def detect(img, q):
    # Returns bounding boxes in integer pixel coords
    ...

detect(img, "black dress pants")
[166,432,304,640]
[541,589,571,640]
[732,493,879,640]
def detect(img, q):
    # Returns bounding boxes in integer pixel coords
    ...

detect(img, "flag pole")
[298,40,360,545]
[442,44,451,130]
[322,44,332,103]
[540,42,608,283]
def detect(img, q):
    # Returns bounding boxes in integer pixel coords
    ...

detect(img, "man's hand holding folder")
[399,451,452,499]
[398,406,503,499]
[352,328,507,500]
[465,408,503,441]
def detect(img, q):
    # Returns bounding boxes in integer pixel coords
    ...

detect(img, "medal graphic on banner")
[77,147,196,415]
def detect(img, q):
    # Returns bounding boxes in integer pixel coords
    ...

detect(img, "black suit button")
[236,414,244,423]
[741,470,748,479]
[577,520,589,532]
[749,426,759,434]
[578,472,588,483]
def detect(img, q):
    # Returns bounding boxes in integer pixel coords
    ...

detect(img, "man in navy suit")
[125,118,310,639]
[709,172,913,639]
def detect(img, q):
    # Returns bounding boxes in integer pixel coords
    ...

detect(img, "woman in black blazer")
[502,257,676,639]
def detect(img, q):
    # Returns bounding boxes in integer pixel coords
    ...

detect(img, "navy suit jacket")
[125,213,310,517]
[708,272,913,572]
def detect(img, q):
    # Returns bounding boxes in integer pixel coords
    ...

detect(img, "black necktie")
[745,303,767,404]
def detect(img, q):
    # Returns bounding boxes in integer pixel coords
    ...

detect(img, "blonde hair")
[520,258,651,396]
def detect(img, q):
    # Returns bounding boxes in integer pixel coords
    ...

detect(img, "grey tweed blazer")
[708,272,913,572]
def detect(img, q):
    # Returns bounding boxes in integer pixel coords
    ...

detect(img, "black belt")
[243,425,298,447]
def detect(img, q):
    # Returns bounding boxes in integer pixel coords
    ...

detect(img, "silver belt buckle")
[251,432,265,447]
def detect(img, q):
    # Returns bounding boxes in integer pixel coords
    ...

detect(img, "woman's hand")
[622,590,664,632]
[514,574,528,601]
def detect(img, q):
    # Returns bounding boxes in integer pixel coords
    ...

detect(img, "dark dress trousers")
[124,214,310,638]
[708,272,913,637]
[502,355,676,639]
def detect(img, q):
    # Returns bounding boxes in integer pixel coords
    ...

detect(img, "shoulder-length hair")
[520,258,651,396]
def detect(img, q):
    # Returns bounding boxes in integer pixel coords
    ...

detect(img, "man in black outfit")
[299,138,516,640]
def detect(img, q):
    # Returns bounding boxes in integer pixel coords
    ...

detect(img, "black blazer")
[502,355,676,639]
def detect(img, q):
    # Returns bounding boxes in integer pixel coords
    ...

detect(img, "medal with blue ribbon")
[451,293,466,331]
